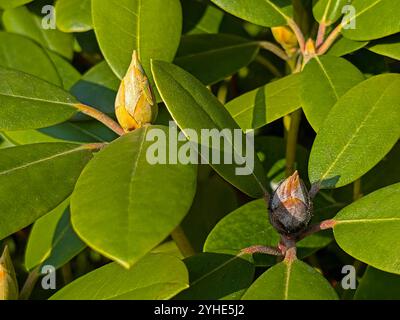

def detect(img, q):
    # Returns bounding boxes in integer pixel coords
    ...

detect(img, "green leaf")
[175,34,259,85]
[2,6,74,59]
[46,51,81,90]
[309,74,400,188]
[0,67,79,131]
[301,55,364,132]
[70,61,119,118]
[0,0,32,10]
[151,60,267,198]
[210,0,292,27]
[25,199,85,271]
[327,37,368,57]
[342,0,400,41]
[312,0,347,25]
[204,199,332,266]
[174,253,255,300]
[182,1,224,35]
[181,168,238,251]
[242,259,338,300]
[92,0,182,84]
[55,0,92,33]
[3,121,117,145]
[71,126,197,268]
[333,183,400,275]
[50,253,189,299]
[362,143,400,195]
[354,266,400,300]
[226,74,302,130]
[0,32,61,86]
[0,143,94,240]
[367,33,400,60]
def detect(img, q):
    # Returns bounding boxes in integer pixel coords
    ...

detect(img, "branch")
[255,55,283,78]
[238,245,282,257]
[75,103,125,136]
[317,24,343,55]
[171,226,195,257]
[19,267,40,300]
[296,219,337,242]
[316,22,327,48]
[258,41,289,61]
[287,18,305,53]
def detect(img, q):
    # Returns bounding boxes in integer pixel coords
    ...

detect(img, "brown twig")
[296,219,337,242]
[238,245,283,257]
[258,41,290,61]
[75,103,125,136]
[317,24,343,55]
[287,18,306,53]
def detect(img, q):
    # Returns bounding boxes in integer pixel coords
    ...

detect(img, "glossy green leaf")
[362,143,400,195]
[2,6,74,59]
[182,1,224,35]
[204,199,332,266]
[70,61,119,118]
[3,121,117,145]
[342,0,400,41]
[301,55,364,132]
[210,0,292,27]
[313,0,347,25]
[0,32,61,86]
[25,199,85,271]
[309,74,400,188]
[354,266,400,300]
[50,253,189,299]
[0,0,32,10]
[327,37,368,57]
[55,0,92,33]
[242,259,338,300]
[182,168,238,251]
[0,143,94,240]
[368,34,400,60]
[226,73,302,130]
[175,34,259,85]
[47,51,81,90]
[0,67,79,131]
[151,60,267,198]
[333,183,400,274]
[71,126,197,268]
[175,253,255,300]
[92,0,182,83]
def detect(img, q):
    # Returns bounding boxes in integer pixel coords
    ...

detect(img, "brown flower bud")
[269,171,312,235]
[0,246,19,300]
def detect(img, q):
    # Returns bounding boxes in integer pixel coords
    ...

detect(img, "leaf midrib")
[0,145,85,177]
[160,65,266,194]
[319,80,397,183]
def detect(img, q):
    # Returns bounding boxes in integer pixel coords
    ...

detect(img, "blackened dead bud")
[269,171,313,235]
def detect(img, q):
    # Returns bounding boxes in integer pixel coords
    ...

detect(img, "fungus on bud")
[115,51,158,132]
[269,171,312,235]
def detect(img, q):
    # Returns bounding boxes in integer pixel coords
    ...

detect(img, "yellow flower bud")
[115,51,158,132]
[272,26,298,53]
[0,246,19,300]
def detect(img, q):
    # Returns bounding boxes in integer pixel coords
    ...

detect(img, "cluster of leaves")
[0,0,399,300]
